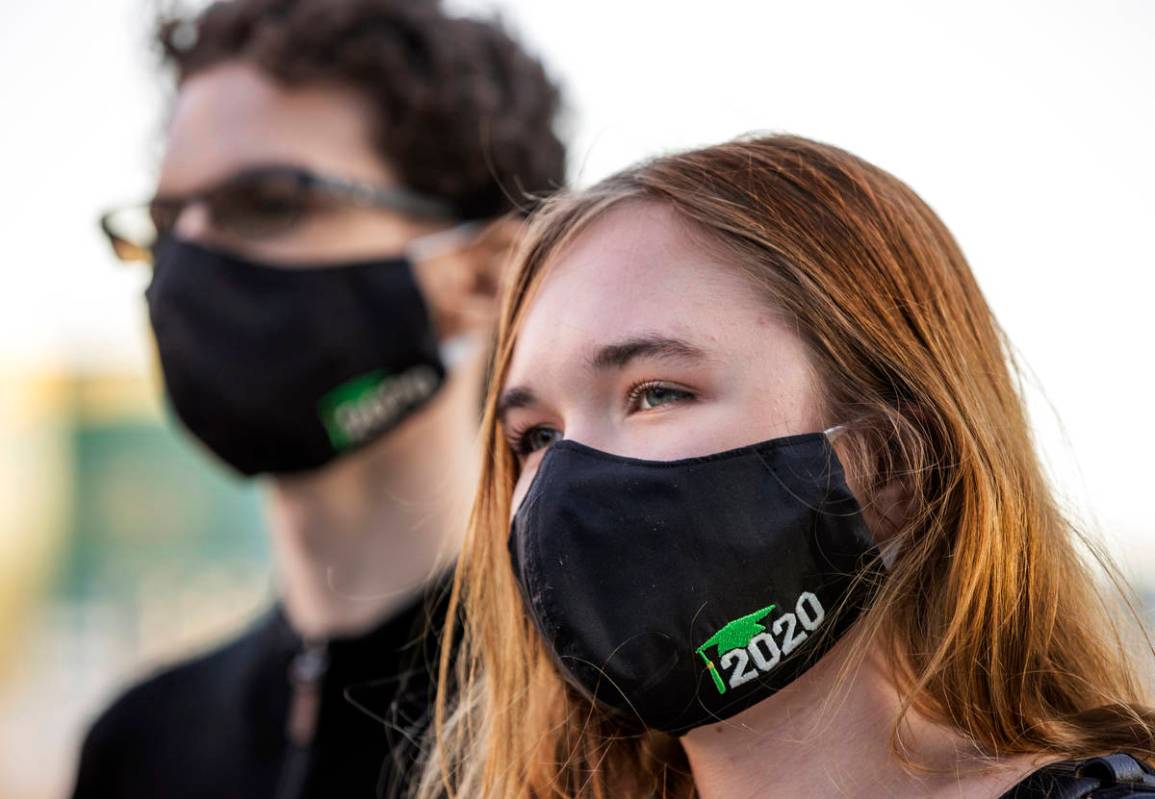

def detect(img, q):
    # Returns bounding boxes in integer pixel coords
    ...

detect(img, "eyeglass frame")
[98,163,459,261]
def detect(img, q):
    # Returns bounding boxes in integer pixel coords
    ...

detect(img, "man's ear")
[411,214,525,339]
[465,215,525,303]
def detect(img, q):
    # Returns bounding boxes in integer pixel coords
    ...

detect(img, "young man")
[72,1,566,796]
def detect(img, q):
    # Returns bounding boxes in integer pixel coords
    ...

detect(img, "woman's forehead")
[502,202,778,389]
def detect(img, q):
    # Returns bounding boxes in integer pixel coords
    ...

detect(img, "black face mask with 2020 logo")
[145,235,446,476]
[508,432,883,734]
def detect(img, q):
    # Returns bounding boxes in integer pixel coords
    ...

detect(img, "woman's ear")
[870,478,912,544]
[833,411,922,565]
[411,215,525,339]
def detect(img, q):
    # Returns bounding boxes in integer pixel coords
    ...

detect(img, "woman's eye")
[629,383,694,412]
[516,425,562,455]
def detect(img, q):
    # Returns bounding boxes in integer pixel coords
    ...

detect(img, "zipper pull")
[286,641,329,747]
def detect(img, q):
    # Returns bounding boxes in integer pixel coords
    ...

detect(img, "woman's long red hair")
[415,134,1155,798]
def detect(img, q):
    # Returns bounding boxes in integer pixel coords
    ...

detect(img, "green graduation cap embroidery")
[695,603,777,695]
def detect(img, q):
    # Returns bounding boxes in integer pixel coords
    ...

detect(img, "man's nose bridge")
[174,203,211,239]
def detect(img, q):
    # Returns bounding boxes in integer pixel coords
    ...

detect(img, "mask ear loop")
[404,221,485,264]
[823,424,848,441]
[821,423,900,570]
[405,221,489,370]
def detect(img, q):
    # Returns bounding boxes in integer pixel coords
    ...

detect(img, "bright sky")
[1,0,1152,578]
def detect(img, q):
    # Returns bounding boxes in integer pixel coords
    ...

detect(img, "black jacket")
[71,586,443,799]
[1001,753,1155,798]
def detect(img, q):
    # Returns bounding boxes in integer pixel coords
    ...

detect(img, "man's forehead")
[160,62,388,192]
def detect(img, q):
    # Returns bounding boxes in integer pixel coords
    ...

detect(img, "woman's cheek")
[509,460,541,518]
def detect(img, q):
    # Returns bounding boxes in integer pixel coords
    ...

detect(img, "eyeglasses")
[99,164,457,263]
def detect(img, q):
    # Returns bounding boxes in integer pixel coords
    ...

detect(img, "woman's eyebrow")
[496,385,537,423]
[497,335,704,425]
[588,334,705,371]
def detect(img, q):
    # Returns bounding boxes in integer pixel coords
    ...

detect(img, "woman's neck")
[263,344,485,641]
[680,629,1047,799]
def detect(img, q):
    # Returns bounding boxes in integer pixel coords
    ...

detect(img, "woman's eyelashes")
[509,424,562,457]
[506,382,697,458]
[625,380,696,413]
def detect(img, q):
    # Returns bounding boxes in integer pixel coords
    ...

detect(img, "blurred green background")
[0,372,272,798]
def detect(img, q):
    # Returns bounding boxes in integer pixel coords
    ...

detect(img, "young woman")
[416,135,1155,798]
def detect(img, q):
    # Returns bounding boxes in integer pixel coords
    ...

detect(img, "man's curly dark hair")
[157,0,567,219]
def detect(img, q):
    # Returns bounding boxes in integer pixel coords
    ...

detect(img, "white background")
[8,0,1149,568]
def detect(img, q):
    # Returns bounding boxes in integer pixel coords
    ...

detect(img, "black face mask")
[145,236,446,476]
[509,432,881,734]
